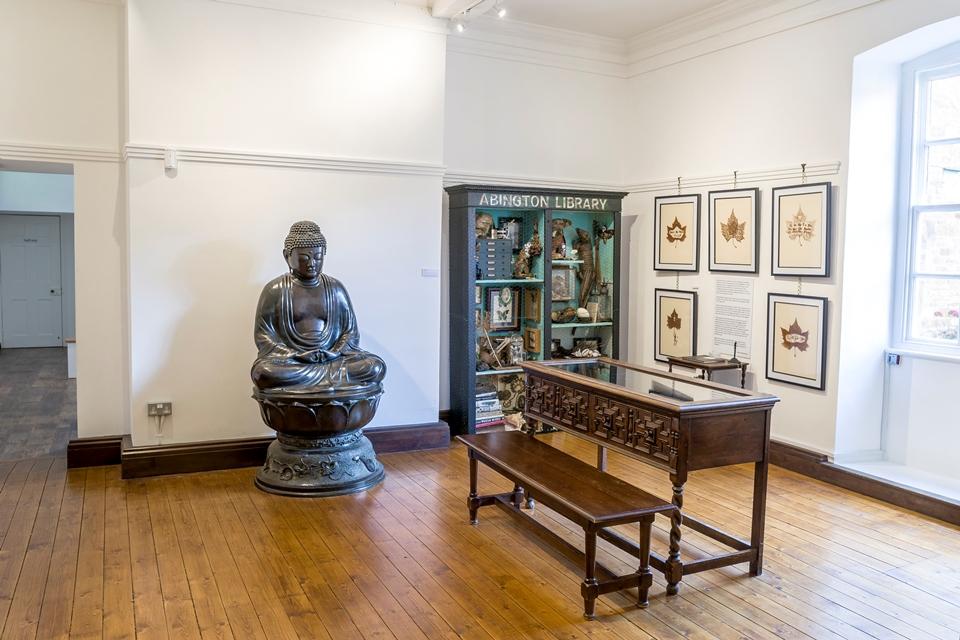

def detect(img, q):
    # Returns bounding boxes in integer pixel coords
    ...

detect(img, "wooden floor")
[1,434,959,639]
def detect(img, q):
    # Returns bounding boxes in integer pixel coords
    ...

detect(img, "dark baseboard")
[67,435,123,468]
[769,440,960,527]
[68,421,450,479]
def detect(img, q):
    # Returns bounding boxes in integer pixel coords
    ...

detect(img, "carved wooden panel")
[525,376,589,433]
[591,396,679,469]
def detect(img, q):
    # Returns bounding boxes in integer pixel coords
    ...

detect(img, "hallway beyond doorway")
[0,347,76,460]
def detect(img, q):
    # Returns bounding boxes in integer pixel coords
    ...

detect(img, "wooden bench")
[457,431,676,619]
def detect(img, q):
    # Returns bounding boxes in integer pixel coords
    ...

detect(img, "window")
[899,52,960,349]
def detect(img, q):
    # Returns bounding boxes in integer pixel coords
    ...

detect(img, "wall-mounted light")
[452,17,465,32]
[496,2,507,18]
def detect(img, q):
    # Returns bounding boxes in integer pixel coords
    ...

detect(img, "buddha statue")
[251,221,386,393]
[251,221,386,497]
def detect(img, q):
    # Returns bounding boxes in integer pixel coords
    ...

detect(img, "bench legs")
[581,517,655,619]
[582,528,599,620]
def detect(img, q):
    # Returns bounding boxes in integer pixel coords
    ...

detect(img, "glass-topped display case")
[446,185,628,436]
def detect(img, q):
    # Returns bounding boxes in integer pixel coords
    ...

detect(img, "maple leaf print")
[720,210,746,245]
[786,206,815,246]
[781,318,809,354]
[665,217,687,244]
[667,308,682,345]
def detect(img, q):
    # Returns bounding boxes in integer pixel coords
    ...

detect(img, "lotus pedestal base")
[252,385,384,497]
[255,430,384,497]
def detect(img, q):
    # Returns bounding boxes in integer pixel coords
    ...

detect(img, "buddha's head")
[283,221,326,282]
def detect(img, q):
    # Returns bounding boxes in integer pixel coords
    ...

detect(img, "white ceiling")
[417,0,729,40]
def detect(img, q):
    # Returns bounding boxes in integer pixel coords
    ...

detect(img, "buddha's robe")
[251,273,386,393]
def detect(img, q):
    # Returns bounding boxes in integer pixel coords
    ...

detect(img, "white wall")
[125,0,446,445]
[0,0,127,437]
[444,50,626,184]
[623,0,960,456]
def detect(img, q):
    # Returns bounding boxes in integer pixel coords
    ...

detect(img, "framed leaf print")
[654,288,698,362]
[654,194,700,272]
[772,182,831,277]
[766,293,828,389]
[708,187,759,273]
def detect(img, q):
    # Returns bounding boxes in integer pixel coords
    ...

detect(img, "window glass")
[923,143,960,203]
[927,74,960,140]
[910,277,960,343]
[914,210,960,274]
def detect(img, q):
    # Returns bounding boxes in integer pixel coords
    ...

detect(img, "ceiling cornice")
[448,0,886,78]
[625,0,886,76]
[446,15,628,78]
[203,0,446,35]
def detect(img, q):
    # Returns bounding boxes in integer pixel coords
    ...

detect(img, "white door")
[0,215,63,348]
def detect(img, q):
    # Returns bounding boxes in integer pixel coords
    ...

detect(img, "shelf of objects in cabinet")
[476,279,544,286]
[476,367,524,376]
[552,259,584,265]
[551,321,614,328]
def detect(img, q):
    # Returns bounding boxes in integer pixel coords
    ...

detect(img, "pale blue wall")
[0,171,74,213]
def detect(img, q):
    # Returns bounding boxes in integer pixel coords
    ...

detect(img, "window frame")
[894,43,960,354]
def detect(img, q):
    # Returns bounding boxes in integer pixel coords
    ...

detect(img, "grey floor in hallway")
[0,347,76,460]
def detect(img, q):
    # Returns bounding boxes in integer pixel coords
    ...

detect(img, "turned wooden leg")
[638,518,652,608]
[666,474,684,595]
[468,452,479,525]
[511,482,524,509]
[581,527,599,620]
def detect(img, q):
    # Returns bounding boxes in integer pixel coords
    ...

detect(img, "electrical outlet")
[885,353,902,366]
[147,402,173,416]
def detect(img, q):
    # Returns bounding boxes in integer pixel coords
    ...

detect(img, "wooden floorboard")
[0,435,958,639]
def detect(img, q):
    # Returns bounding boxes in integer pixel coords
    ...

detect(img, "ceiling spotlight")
[496,4,507,18]
[453,17,465,33]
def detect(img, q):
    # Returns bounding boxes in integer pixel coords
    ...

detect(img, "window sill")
[887,347,960,365]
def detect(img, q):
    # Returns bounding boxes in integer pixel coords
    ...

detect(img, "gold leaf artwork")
[720,210,746,245]
[786,207,815,246]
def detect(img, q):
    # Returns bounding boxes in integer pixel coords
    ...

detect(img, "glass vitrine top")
[533,358,746,404]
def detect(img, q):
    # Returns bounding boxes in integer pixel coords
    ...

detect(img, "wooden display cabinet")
[445,184,628,435]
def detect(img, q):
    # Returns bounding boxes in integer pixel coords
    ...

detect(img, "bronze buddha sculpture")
[252,221,385,393]
[252,221,386,496]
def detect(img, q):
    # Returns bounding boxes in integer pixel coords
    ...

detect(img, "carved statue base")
[253,385,384,497]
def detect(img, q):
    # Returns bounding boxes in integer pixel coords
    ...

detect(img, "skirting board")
[67,422,450,479]
[769,440,960,527]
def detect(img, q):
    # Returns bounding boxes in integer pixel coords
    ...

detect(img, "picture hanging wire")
[677,176,681,194]
[676,271,680,289]
[733,170,738,189]
[797,277,803,294]
[801,163,807,184]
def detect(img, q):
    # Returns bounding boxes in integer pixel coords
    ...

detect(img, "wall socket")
[885,353,902,366]
[147,402,173,416]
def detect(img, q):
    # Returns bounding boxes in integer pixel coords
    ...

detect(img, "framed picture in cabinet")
[772,182,831,277]
[708,187,759,273]
[551,267,575,301]
[654,288,698,362]
[654,194,700,272]
[485,287,520,331]
[524,288,542,323]
[766,293,828,389]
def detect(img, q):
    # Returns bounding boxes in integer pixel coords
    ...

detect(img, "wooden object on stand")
[457,431,675,619]
[520,357,778,595]
[667,355,749,389]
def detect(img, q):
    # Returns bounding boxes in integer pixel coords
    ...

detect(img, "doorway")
[0,214,64,347]
[0,163,77,460]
